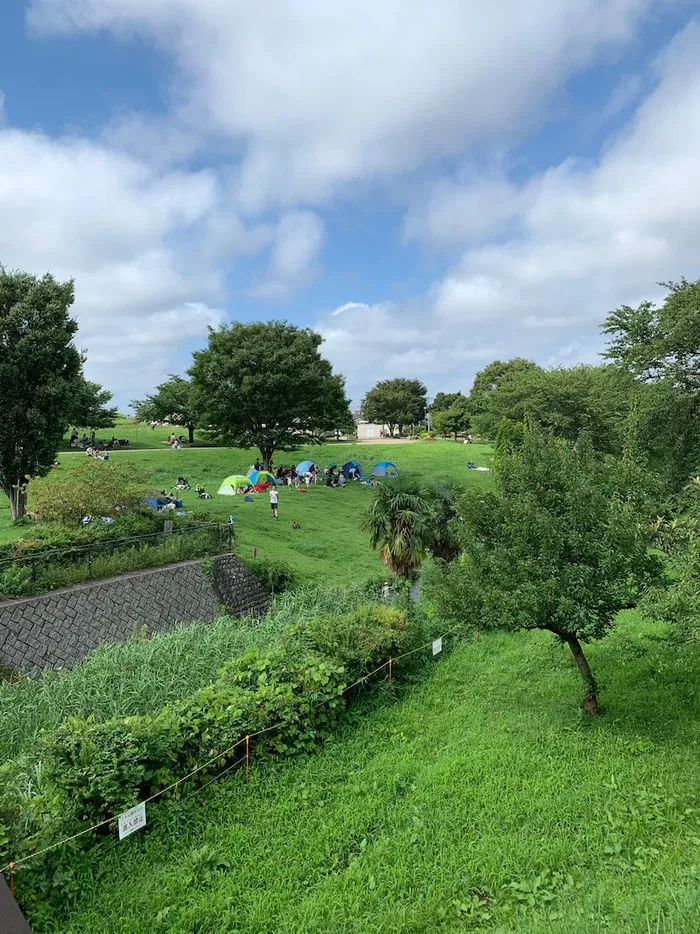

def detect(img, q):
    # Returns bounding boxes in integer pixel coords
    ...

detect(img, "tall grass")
[0,581,382,764]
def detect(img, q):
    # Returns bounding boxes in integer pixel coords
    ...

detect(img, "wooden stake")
[245,735,250,785]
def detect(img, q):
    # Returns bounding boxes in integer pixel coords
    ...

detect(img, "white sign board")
[432,637,443,656]
[118,802,147,840]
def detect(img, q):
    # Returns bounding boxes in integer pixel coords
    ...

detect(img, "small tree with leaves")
[432,400,470,440]
[133,375,197,444]
[423,423,660,713]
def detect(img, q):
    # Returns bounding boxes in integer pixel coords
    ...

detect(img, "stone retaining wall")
[0,555,270,672]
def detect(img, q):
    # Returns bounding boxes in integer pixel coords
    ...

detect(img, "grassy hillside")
[0,440,491,581]
[33,611,700,934]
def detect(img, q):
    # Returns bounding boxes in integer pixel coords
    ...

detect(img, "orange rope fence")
[1,627,454,876]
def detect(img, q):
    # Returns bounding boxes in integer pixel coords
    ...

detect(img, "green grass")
[1,440,492,583]
[58,418,214,451]
[28,611,700,933]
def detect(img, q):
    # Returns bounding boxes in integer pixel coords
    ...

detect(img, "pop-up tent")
[217,475,252,495]
[296,460,317,475]
[341,460,364,479]
[248,469,277,486]
[370,461,398,478]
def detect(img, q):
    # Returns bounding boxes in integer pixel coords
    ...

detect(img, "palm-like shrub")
[362,477,437,577]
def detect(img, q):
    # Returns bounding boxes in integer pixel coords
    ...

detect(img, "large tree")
[361,378,428,436]
[133,374,197,444]
[71,379,118,430]
[422,423,660,713]
[189,321,350,468]
[0,269,82,519]
[431,391,465,413]
[603,277,700,488]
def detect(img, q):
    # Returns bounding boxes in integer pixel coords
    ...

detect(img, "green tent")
[217,475,252,496]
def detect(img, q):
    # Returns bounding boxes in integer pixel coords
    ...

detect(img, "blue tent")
[248,469,277,485]
[341,460,364,479]
[296,460,317,475]
[370,461,398,478]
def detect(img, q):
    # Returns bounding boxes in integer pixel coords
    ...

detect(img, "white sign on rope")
[432,637,443,656]
[118,802,147,840]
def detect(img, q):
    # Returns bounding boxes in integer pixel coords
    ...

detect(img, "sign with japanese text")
[118,802,147,840]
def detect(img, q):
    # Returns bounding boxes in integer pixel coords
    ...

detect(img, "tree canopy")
[189,321,350,468]
[431,391,465,413]
[431,398,470,439]
[0,269,82,519]
[604,277,700,488]
[423,423,660,713]
[133,375,197,444]
[71,379,118,430]
[361,378,428,436]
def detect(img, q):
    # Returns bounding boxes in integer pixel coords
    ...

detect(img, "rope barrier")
[1,626,454,876]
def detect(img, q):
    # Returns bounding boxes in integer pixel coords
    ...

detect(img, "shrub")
[2,595,419,893]
[241,557,296,593]
[29,459,149,525]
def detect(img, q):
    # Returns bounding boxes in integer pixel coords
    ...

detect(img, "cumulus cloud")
[29,0,661,209]
[251,211,325,300]
[318,20,700,400]
[7,0,699,410]
[0,126,226,405]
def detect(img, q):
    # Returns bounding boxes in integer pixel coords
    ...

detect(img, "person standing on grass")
[270,486,279,519]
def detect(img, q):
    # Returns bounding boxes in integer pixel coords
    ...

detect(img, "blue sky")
[1,1,699,410]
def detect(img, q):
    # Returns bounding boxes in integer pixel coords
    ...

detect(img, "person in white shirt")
[269,487,279,519]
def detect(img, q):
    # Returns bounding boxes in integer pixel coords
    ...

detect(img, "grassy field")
[58,418,213,452]
[0,439,492,581]
[32,610,700,934]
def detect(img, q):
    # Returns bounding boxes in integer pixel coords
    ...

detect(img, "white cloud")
[317,20,700,400]
[0,126,226,406]
[29,0,660,210]
[250,210,325,300]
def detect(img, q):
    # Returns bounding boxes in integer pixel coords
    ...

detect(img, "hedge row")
[1,599,422,918]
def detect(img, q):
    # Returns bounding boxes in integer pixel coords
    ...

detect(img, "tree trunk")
[560,632,599,714]
[260,447,274,472]
[5,485,27,521]
[188,423,195,445]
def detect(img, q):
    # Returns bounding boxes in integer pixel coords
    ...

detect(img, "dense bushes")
[0,520,229,598]
[240,556,297,593]
[0,586,426,911]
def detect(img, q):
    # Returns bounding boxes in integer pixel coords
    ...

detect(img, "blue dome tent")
[341,461,364,479]
[370,461,398,478]
[296,460,317,475]
[248,470,277,486]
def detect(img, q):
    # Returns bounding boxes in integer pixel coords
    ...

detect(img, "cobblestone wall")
[0,555,271,672]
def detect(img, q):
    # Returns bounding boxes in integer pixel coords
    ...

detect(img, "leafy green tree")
[493,418,526,467]
[643,479,700,641]
[0,269,82,519]
[361,378,428,436]
[362,476,436,577]
[467,359,543,437]
[423,424,660,713]
[603,278,700,488]
[431,391,465,413]
[71,379,118,430]
[29,459,148,525]
[189,321,351,468]
[432,400,470,439]
[133,375,197,444]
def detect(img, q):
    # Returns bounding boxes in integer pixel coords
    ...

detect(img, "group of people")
[85,446,109,461]
[164,433,188,450]
[70,429,130,450]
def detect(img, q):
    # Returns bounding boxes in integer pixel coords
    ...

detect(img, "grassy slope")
[40,612,700,934]
[0,440,492,580]
[57,418,212,451]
